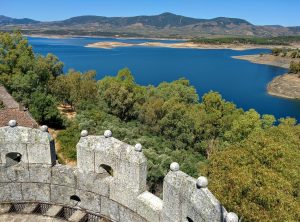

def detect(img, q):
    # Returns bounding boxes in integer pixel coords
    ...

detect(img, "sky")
[1,0,299,26]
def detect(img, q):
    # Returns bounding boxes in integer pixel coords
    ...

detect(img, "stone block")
[51,165,76,187]
[181,202,205,222]
[77,138,95,173]
[29,164,52,183]
[162,178,182,221]
[68,210,87,222]
[119,205,147,222]
[44,205,63,217]
[22,183,50,202]
[76,189,101,213]
[0,163,29,183]
[0,183,22,202]
[77,170,110,197]
[27,143,54,165]
[110,179,138,212]
[50,185,76,207]
[137,191,163,222]
[100,196,120,221]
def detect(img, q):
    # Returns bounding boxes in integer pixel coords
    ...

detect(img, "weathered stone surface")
[44,205,63,217]
[27,143,54,165]
[100,196,120,221]
[68,210,87,222]
[22,183,51,202]
[51,165,76,187]
[0,163,29,182]
[76,190,101,213]
[0,213,64,221]
[0,143,28,164]
[137,191,162,222]
[0,125,239,222]
[77,170,110,197]
[110,179,138,212]
[29,164,51,183]
[50,185,76,207]
[0,183,22,202]
[76,137,94,173]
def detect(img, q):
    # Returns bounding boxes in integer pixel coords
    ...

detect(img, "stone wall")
[0,120,239,222]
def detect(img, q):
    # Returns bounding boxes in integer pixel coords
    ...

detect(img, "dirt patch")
[58,105,76,119]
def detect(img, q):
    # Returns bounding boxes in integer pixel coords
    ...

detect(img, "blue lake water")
[28,37,300,121]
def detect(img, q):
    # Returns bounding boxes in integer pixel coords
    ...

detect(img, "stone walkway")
[0,213,65,222]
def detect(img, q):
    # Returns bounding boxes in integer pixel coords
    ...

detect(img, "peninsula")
[233,51,300,99]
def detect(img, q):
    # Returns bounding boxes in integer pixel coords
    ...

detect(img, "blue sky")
[1,0,299,26]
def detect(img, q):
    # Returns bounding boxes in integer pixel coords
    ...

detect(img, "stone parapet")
[0,122,239,222]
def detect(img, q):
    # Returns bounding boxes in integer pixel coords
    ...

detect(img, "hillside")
[1,12,300,38]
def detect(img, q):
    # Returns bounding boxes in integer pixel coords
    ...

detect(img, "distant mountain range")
[1,13,299,38]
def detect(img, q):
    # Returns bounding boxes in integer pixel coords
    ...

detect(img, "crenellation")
[0,122,239,222]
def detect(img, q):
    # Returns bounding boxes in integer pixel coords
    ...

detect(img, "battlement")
[0,120,239,222]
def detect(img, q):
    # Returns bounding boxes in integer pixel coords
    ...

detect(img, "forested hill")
[1,12,300,38]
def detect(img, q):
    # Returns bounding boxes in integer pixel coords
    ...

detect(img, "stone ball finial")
[104,130,112,138]
[8,120,17,127]
[170,162,180,171]
[135,143,142,152]
[40,125,48,132]
[225,212,239,222]
[80,130,88,137]
[196,176,208,188]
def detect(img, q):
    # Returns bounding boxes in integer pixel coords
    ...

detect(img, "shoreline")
[24,34,188,41]
[233,54,300,99]
[85,41,281,51]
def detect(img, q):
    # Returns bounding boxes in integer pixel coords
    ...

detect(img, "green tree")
[208,120,300,222]
[98,68,145,120]
[51,69,98,109]
[29,91,63,127]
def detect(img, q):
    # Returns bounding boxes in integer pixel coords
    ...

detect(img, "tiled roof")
[0,86,38,128]
[0,86,19,109]
[0,109,38,128]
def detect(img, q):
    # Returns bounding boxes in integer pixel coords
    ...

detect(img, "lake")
[28,37,300,121]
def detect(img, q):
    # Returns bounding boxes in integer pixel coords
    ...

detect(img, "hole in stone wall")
[187,217,194,222]
[99,164,113,176]
[70,195,81,202]
[5,152,22,167]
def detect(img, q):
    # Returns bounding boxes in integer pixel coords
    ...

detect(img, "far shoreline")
[23,34,188,41]
[84,40,282,51]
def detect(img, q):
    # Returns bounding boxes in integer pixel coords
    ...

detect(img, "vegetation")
[271,48,300,58]
[0,100,4,109]
[0,31,64,127]
[271,48,300,76]
[191,36,300,45]
[1,32,299,222]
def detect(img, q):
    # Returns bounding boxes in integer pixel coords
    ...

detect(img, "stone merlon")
[0,121,239,222]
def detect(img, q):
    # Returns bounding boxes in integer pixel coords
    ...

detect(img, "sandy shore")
[232,54,292,69]
[233,54,300,99]
[85,41,285,50]
[267,74,300,99]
